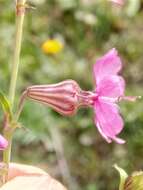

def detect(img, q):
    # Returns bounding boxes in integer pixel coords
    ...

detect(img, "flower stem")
[2,0,27,183]
[15,90,27,121]
[9,0,27,107]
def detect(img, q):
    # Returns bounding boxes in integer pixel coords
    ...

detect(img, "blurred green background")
[0,0,143,189]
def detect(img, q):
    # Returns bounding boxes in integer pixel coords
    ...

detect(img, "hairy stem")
[9,0,27,107]
[2,0,27,183]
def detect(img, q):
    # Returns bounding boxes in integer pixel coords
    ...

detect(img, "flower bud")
[26,80,95,116]
[115,165,143,190]
[0,134,8,150]
[124,172,143,190]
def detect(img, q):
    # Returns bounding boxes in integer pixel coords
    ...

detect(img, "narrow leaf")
[114,164,128,190]
[0,91,12,120]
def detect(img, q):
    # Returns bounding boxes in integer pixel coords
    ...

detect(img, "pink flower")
[0,134,8,150]
[25,49,137,144]
[93,49,125,143]
[93,49,139,143]
[110,0,124,5]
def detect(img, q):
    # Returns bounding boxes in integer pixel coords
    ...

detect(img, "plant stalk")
[2,0,27,183]
[9,0,27,107]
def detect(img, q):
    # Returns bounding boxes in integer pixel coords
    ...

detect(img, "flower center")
[77,90,98,106]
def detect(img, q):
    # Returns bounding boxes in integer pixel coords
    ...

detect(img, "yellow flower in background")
[42,39,63,54]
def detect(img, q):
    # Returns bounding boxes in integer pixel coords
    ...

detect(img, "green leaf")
[114,164,128,190]
[0,91,12,121]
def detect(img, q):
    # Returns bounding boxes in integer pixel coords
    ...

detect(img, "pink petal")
[112,136,125,144]
[93,48,122,85]
[96,75,125,98]
[110,0,124,5]
[0,134,8,150]
[94,99,125,144]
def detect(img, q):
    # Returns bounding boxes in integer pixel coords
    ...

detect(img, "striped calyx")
[26,80,95,116]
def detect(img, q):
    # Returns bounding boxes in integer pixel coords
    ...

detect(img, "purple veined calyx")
[25,80,96,116]
[19,49,140,144]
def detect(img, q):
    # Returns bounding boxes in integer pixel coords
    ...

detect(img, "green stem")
[9,0,27,106]
[15,90,27,121]
[2,129,13,182]
[2,0,27,183]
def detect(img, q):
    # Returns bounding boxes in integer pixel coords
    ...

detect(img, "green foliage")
[0,91,12,120]
[0,0,143,190]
